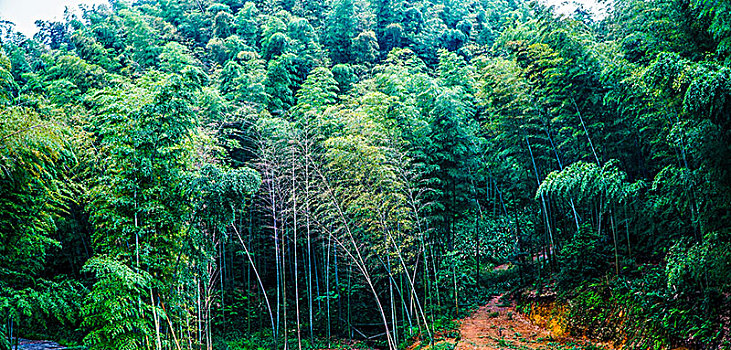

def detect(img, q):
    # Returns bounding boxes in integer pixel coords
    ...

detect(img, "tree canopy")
[1,0,730,349]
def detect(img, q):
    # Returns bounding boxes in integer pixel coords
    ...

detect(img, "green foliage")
[538,160,642,209]
[192,163,261,230]
[2,0,731,348]
[81,256,154,350]
[0,106,76,279]
[87,72,196,260]
[295,66,339,113]
[352,30,380,64]
[556,225,610,290]
[0,50,18,103]
[325,0,356,63]
[265,53,302,112]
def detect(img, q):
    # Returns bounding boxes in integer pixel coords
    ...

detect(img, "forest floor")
[408,294,612,350]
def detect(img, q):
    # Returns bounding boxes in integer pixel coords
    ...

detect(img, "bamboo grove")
[1,0,730,349]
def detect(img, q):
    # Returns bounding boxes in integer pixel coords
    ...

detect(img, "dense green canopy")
[1,0,729,349]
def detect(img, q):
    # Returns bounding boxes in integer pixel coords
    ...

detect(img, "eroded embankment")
[409,294,612,350]
[521,293,698,350]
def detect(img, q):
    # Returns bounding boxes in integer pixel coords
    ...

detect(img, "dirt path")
[411,294,611,350]
[454,295,559,350]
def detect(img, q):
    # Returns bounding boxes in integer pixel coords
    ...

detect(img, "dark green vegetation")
[1,0,730,349]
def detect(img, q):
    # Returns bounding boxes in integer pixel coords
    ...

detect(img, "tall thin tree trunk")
[292,144,302,350]
[304,141,314,342]
[313,160,398,349]
[326,234,333,345]
[624,205,631,257]
[150,289,162,350]
[526,137,556,262]
[544,127,581,231]
[231,225,276,341]
[610,207,619,275]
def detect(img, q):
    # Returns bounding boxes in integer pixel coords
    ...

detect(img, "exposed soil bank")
[409,294,611,349]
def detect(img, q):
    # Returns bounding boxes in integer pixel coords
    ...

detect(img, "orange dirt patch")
[455,294,557,350]
[410,294,614,350]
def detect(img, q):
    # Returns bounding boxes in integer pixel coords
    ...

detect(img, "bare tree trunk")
[388,255,397,346]
[311,156,398,349]
[543,127,581,231]
[610,207,619,275]
[572,99,601,165]
[624,204,631,258]
[326,233,332,345]
[526,137,556,265]
[150,289,162,350]
[304,139,314,343]
[292,144,302,350]
[196,278,201,350]
[231,225,276,340]
[452,258,458,316]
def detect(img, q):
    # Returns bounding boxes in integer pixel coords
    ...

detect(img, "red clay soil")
[455,294,557,350]
[409,294,612,350]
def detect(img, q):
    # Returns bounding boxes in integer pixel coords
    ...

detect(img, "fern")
[81,256,155,350]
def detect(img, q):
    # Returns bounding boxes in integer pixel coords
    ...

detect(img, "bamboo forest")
[1,0,730,349]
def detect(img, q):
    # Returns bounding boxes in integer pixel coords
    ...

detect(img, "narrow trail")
[412,293,612,350]
[455,295,558,350]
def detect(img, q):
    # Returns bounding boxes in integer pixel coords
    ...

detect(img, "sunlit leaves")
[0,51,17,104]
[86,71,197,270]
[81,256,154,350]
[192,163,261,231]
[537,160,643,208]
[0,107,71,276]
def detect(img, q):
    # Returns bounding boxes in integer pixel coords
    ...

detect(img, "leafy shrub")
[81,256,155,350]
[556,225,611,291]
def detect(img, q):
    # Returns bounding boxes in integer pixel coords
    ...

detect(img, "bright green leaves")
[81,256,154,350]
[159,42,201,75]
[1,0,730,347]
[556,224,611,288]
[537,160,642,208]
[219,52,268,108]
[261,16,289,60]
[192,164,261,232]
[0,106,82,346]
[0,51,17,104]
[641,52,731,237]
[694,0,731,61]
[1,279,85,341]
[681,63,731,129]
[667,233,731,293]
[44,54,107,105]
[319,104,419,275]
[233,2,262,47]
[0,107,71,277]
[663,230,731,342]
[437,49,475,96]
[87,71,196,260]
[265,53,302,112]
[294,67,339,115]
[213,10,235,38]
[352,30,380,64]
[426,78,480,240]
[82,70,209,349]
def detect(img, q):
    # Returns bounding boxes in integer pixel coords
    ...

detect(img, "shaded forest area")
[1,0,730,349]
